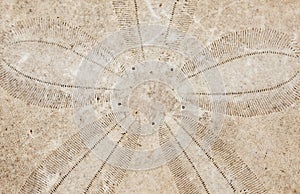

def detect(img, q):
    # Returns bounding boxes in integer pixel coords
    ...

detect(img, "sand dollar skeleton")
[0,1,299,193]
[73,24,226,171]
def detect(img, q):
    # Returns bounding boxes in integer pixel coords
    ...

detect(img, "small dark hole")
[118,102,122,106]
[182,106,185,109]
[132,67,135,70]
[152,122,155,125]
[30,129,33,133]
[171,68,174,71]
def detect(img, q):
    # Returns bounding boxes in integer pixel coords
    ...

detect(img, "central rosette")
[128,80,180,128]
[111,61,196,135]
[74,25,223,170]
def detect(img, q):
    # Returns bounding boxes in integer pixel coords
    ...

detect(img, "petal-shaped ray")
[164,0,197,44]
[173,114,266,193]
[183,28,299,78]
[181,28,300,117]
[83,132,128,193]
[159,121,210,194]
[83,122,141,193]
[112,0,145,60]
[19,111,126,193]
[0,18,116,109]
[186,72,299,117]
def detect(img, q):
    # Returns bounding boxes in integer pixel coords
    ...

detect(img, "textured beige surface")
[0,0,299,194]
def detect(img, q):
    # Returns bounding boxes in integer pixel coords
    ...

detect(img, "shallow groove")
[165,0,197,47]
[159,123,208,194]
[84,132,127,193]
[173,116,266,193]
[185,72,299,117]
[84,122,141,194]
[165,123,210,194]
[112,0,145,61]
[133,0,145,59]
[187,51,298,79]
[0,18,120,109]
[2,58,112,91]
[1,6,298,194]
[0,61,112,109]
[19,112,126,193]
[193,72,299,96]
[181,28,299,77]
[164,0,178,41]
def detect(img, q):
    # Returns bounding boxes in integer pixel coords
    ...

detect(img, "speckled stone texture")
[0,0,299,194]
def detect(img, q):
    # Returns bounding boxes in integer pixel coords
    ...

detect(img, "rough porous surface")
[0,0,299,193]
